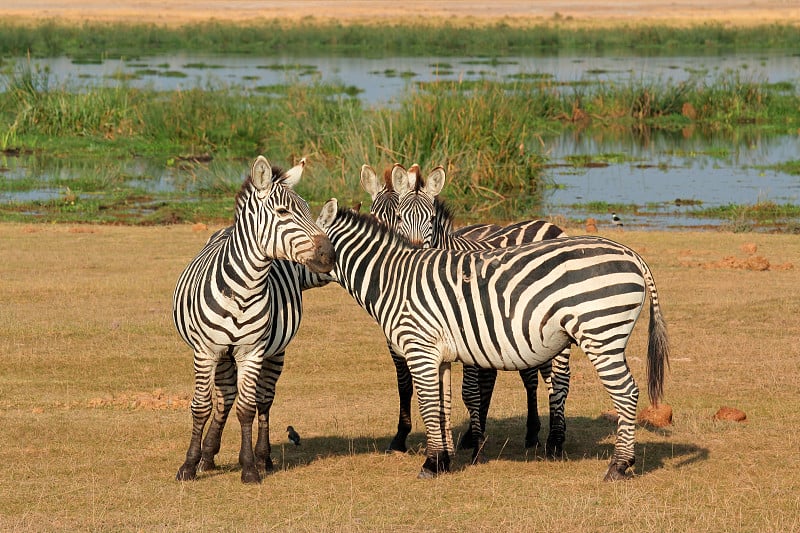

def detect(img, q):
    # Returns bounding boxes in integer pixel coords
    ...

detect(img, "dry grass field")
[1,0,798,26]
[1,221,799,531]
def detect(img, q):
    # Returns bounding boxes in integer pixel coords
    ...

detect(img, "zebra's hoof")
[417,468,438,479]
[545,441,565,460]
[198,457,217,472]
[603,462,633,482]
[241,468,262,484]
[459,432,477,450]
[385,439,408,454]
[176,465,197,482]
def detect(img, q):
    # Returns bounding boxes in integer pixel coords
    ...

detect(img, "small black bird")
[287,425,301,446]
[611,212,623,227]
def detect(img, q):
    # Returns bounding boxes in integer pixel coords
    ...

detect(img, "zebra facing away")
[173,155,335,484]
[316,199,669,481]
[361,162,571,461]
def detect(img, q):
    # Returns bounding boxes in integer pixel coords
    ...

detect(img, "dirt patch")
[1,1,798,26]
[47,389,192,411]
[679,245,795,271]
[714,406,747,422]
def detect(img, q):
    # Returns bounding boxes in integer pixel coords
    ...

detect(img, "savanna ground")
[2,221,800,531]
[2,1,800,531]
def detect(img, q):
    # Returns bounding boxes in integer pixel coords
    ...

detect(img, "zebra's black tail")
[644,263,670,406]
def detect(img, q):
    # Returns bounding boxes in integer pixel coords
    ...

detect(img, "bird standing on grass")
[611,212,624,228]
[287,426,301,446]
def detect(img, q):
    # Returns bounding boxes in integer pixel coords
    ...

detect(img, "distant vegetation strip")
[1,20,800,58]
[2,68,800,227]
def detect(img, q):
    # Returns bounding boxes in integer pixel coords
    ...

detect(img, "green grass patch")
[761,159,800,175]
[3,20,800,59]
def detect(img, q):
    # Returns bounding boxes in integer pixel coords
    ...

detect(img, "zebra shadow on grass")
[194,414,708,480]
[456,414,710,477]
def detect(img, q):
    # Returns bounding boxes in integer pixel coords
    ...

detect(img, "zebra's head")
[393,163,445,247]
[238,155,335,273]
[360,164,399,229]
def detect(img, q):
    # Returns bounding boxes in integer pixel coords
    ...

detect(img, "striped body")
[173,156,334,484]
[317,204,669,480]
[386,163,571,459]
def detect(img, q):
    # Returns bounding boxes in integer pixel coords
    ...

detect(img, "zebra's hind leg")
[544,350,571,459]
[583,345,639,481]
[177,352,215,481]
[517,366,541,449]
[459,366,496,463]
[199,354,237,472]
[387,346,414,453]
[254,351,284,474]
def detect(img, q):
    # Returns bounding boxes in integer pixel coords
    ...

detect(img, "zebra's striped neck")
[325,209,416,318]
[221,192,277,296]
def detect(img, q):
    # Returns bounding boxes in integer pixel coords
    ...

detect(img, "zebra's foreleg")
[177,353,216,481]
[254,351,284,474]
[545,350,571,458]
[199,354,237,472]
[517,366,542,450]
[235,356,263,484]
[408,352,452,478]
[387,345,414,453]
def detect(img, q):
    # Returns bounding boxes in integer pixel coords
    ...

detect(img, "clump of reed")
[2,66,799,222]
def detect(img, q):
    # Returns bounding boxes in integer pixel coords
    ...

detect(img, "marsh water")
[4,51,800,228]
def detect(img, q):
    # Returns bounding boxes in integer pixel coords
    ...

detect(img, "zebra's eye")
[275,207,290,217]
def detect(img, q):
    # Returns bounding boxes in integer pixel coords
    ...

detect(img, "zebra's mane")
[335,207,417,249]
[433,197,455,235]
[381,167,394,192]
[233,165,286,220]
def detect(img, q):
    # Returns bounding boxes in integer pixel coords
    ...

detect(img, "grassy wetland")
[2,65,800,227]
[2,13,800,531]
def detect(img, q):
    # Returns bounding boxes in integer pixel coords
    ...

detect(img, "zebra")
[316,199,669,481]
[360,164,399,229]
[173,155,335,484]
[363,162,571,462]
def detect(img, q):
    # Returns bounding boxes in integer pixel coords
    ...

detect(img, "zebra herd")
[172,155,670,483]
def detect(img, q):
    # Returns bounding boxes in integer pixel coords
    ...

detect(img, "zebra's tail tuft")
[646,280,670,407]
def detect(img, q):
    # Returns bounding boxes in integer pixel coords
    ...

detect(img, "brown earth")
[1,0,799,26]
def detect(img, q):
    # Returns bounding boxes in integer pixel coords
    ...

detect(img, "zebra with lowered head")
[316,199,669,481]
[173,155,335,483]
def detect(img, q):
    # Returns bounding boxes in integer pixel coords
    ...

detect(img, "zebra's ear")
[280,158,306,189]
[391,163,410,195]
[424,166,446,197]
[316,198,339,229]
[251,155,273,190]
[360,164,381,198]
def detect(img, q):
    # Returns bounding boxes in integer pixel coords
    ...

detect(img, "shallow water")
[13,50,800,105]
[4,51,800,229]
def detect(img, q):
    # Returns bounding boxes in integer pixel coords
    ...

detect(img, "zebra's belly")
[443,327,570,371]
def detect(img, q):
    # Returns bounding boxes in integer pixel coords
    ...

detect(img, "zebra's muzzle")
[303,234,336,273]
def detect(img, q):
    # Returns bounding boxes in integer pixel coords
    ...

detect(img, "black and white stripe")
[317,201,669,481]
[172,155,335,484]
[383,163,572,461]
